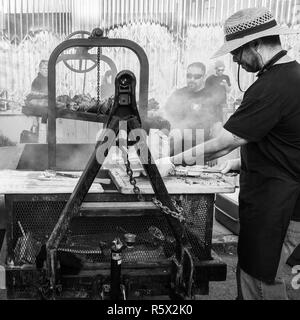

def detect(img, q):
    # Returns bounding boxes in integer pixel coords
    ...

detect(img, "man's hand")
[215,158,241,174]
[155,157,175,177]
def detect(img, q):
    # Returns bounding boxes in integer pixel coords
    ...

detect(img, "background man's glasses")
[217,68,224,72]
[187,73,203,80]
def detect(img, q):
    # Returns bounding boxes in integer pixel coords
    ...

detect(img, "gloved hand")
[155,157,175,177]
[215,158,241,175]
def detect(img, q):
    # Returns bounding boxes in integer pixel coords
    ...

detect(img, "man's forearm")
[203,135,238,162]
[171,137,231,165]
[204,145,233,162]
[170,128,247,166]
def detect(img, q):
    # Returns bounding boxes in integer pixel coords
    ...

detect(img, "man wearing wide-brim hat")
[156,7,300,300]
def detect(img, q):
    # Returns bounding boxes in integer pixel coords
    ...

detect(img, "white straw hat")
[212,7,300,59]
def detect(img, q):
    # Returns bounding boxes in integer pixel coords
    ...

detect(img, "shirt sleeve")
[224,88,282,142]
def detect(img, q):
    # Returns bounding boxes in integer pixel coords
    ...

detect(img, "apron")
[238,168,300,283]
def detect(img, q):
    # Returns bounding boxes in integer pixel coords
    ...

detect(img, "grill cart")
[0,29,234,300]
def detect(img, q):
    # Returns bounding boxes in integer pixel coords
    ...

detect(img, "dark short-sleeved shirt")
[205,74,231,105]
[31,73,48,94]
[164,87,222,155]
[224,61,300,282]
[165,87,222,125]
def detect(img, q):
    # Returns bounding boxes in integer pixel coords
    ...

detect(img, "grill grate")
[12,201,66,264]
[179,194,214,259]
[61,215,175,263]
[10,195,214,265]
[13,201,66,242]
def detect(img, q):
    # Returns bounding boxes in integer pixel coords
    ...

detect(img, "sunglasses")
[230,45,246,57]
[217,68,225,72]
[187,73,204,80]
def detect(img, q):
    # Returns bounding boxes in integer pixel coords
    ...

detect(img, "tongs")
[174,167,239,177]
[195,168,239,175]
[43,169,79,179]
[43,170,111,184]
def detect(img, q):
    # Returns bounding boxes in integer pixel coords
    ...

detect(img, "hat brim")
[211,25,300,59]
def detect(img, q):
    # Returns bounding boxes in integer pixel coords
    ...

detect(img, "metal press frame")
[47,29,149,169]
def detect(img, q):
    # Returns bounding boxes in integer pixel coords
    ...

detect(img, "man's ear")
[251,39,262,51]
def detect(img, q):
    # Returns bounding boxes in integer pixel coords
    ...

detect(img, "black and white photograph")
[0,0,300,306]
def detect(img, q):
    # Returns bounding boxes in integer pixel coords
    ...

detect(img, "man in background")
[205,60,231,122]
[23,60,49,143]
[31,60,48,95]
[163,62,223,158]
[100,70,115,100]
[25,60,48,108]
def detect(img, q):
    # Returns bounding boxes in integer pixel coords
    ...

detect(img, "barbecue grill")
[0,29,234,300]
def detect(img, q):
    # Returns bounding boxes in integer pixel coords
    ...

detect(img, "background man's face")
[216,66,225,76]
[39,63,48,77]
[186,66,205,92]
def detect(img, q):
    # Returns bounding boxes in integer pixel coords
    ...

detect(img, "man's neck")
[188,88,204,94]
[274,54,294,65]
[261,46,293,66]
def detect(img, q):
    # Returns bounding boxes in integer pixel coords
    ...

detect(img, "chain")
[124,153,144,202]
[97,47,101,107]
[152,198,186,223]
[120,144,185,223]
[122,148,185,223]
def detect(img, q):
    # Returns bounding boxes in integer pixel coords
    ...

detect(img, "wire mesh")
[12,200,66,265]
[9,194,214,266]
[60,215,176,263]
[175,194,214,260]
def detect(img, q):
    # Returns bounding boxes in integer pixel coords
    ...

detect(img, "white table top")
[0,170,104,194]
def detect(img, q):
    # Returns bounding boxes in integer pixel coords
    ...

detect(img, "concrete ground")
[198,217,238,300]
[197,249,238,300]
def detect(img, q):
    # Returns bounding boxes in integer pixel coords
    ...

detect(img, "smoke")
[0,132,16,147]
[164,87,225,141]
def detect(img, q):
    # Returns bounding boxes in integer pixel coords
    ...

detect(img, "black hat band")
[225,19,277,41]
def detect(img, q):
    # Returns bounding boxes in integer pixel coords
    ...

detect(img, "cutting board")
[109,168,235,195]
[0,170,104,194]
